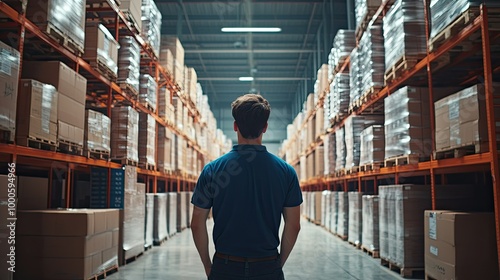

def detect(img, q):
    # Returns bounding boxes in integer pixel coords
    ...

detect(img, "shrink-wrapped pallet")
[177,191,188,232]
[111,106,139,162]
[120,0,142,31]
[336,192,349,238]
[335,127,346,171]
[330,192,339,233]
[85,110,111,153]
[362,195,379,251]
[330,73,350,122]
[329,29,356,79]
[153,193,168,243]
[348,192,363,246]
[358,24,385,97]
[383,0,426,73]
[321,190,331,227]
[379,187,389,260]
[84,23,119,76]
[324,133,336,175]
[345,115,383,169]
[138,113,156,167]
[355,0,383,30]
[349,48,362,109]
[117,36,140,94]
[157,127,173,173]
[384,87,431,159]
[359,125,385,166]
[167,192,178,236]
[144,193,155,248]
[0,41,20,142]
[141,0,162,57]
[139,74,158,111]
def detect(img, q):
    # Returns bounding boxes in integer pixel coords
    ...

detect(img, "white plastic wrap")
[359,125,385,166]
[325,133,336,175]
[379,186,389,260]
[383,0,426,72]
[361,195,379,251]
[384,86,431,159]
[349,47,362,109]
[167,192,178,236]
[355,0,383,30]
[330,73,350,122]
[358,24,385,97]
[139,74,158,110]
[157,126,173,172]
[329,29,356,79]
[122,179,145,263]
[85,110,111,153]
[138,113,156,166]
[118,36,140,94]
[322,190,331,228]
[348,192,363,246]
[336,192,348,237]
[0,41,20,141]
[335,127,346,171]
[141,0,162,57]
[330,192,339,233]
[84,23,119,75]
[429,0,500,39]
[153,193,168,243]
[111,106,139,162]
[144,193,155,248]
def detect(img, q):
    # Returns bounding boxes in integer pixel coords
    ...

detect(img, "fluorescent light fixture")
[239,76,254,81]
[221,27,281,33]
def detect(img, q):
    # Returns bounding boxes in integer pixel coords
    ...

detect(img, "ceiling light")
[239,77,254,81]
[222,27,281,33]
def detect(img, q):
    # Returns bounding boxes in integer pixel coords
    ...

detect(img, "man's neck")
[237,136,262,146]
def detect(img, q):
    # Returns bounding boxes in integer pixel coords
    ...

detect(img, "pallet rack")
[0,0,211,208]
[280,0,500,270]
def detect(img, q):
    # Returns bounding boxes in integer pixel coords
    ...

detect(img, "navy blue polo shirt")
[191,144,302,258]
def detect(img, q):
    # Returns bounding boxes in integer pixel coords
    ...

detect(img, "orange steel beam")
[480,5,500,273]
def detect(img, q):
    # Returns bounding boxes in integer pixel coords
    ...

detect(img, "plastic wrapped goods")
[359,125,385,166]
[330,30,356,78]
[349,47,362,109]
[167,192,178,236]
[355,0,383,30]
[330,73,350,122]
[362,195,379,251]
[139,74,158,111]
[335,127,346,171]
[25,0,86,51]
[121,179,145,264]
[324,133,336,175]
[145,193,155,248]
[138,113,156,166]
[330,192,339,233]
[153,193,168,243]
[111,106,139,162]
[0,41,20,142]
[336,192,349,238]
[345,115,383,169]
[429,0,500,40]
[118,36,141,94]
[384,87,431,159]
[358,24,385,97]
[84,23,119,75]
[348,192,363,246]
[85,110,111,153]
[157,126,173,173]
[322,191,331,228]
[379,185,431,268]
[141,0,162,57]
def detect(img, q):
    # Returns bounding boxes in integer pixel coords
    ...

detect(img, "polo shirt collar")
[232,144,267,152]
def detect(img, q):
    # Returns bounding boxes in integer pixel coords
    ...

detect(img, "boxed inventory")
[347,192,363,246]
[120,173,145,265]
[84,23,119,77]
[111,106,139,163]
[16,80,58,145]
[153,193,168,243]
[344,115,383,169]
[335,127,346,171]
[85,110,111,153]
[145,194,155,248]
[138,113,156,167]
[349,47,362,108]
[329,72,350,122]
[361,195,379,251]
[357,24,384,97]
[158,87,175,122]
[354,0,383,30]
[160,48,174,74]
[117,36,141,95]
[161,37,185,86]
[167,192,177,236]
[157,127,174,172]
[0,41,20,142]
[141,0,162,57]
[329,29,355,79]
[359,125,385,166]
[424,211,498,280]
[139,74,158,111]
[120,0,142,31]
[336,192,348,238]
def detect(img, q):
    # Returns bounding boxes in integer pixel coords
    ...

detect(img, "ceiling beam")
[185,49,315,54]
[198,77,308,81]
[161,15,317,21]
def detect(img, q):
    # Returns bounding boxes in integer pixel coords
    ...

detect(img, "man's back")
[192,144,301,258]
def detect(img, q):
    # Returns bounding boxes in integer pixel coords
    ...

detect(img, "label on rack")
[90,167,108,208]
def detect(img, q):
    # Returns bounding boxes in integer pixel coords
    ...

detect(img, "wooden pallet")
[361,246,380,258]
[112,158,139,166]
[381,258,424,278]
[89,59,117,82]
[384,154,425,167]
[358,86,383,108]
[360,162,384,172]
[58,140,84,156]
[335,233,348,241]
[17,136,58,152]
[384,54,425,85]
[429,7,500,52]
[433,141,489,160]
[85,148,110,160]
[40,22,84,56]
[88,264,119,280]
[118,82,139,97]
[124,252,144,265]
[335,169,346,177]
[348,240,361,249]
[346,166,359,175]
[333,57,349,75]
[139,162,156,171]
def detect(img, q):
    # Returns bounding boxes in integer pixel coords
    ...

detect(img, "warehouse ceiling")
[156,0,350,153]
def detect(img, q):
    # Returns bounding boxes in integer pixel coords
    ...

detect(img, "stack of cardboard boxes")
[0,41,20,142]
[84,23,119,78]
[153,193,168,244]
[138,113,156,168]
[23,61,87,148]
[111,106,139,163]
[117,36,141,95]
[84,110,111,154]
[359,125,385,166]
[119,0,142,31]
[348,192,363,246]
[139,74,158,112]
[157,126,174,173]
[361,195,379,252]
[17,209,119,279]
[161,37,185,87]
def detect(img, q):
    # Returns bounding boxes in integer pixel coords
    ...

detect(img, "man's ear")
[233,121,238,132]
[262,122,268,133]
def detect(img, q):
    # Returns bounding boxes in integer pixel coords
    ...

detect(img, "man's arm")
[191,206,212,276]
[280,206,301,267]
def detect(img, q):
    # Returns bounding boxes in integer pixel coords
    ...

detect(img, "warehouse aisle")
[107,218,411,280]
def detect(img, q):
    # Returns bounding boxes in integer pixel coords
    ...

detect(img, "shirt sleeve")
[191,164,214,209]
[284,167,303,207]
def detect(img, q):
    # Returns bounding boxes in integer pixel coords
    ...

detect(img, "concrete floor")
[107,218,417,280]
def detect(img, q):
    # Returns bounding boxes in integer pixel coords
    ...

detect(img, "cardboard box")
[58,93,85,129]
[119,0,142,31]
[22,61,87,105]
[16,255,94,280]
[0,41,20,142]
[424,211,498,280]
[58,120,84,146]
[84,23,119,75]
[160,48,174,74]
[161,37,184,67]
[17,210,95,236]
[17,176,48,210]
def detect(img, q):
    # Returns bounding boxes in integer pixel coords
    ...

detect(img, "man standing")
[191,94,302,279]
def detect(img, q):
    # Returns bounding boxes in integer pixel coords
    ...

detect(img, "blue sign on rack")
[110,169,125,209]
[90,167,125,209]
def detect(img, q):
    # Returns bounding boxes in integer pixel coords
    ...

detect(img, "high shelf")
[0,0,211,207]
[280,1,500,268]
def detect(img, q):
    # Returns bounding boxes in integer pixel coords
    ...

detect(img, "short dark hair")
[231,94,271,139]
